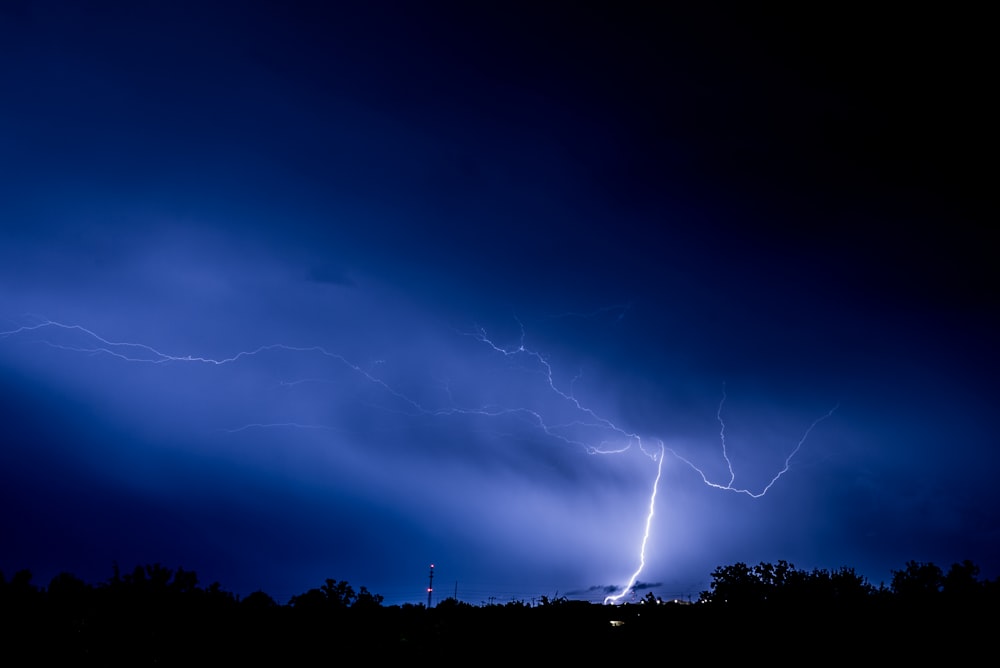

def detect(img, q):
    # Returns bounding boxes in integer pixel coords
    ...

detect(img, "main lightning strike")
[603,442,664,605]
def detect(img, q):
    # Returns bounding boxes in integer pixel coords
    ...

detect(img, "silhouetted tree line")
[698,558,996,609]
[1,559,995,662]
[691,559,996,658]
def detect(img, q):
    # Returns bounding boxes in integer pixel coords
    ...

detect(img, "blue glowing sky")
[1,3,995,604]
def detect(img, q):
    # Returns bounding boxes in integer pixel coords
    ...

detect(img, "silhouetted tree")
[891,561,944,602]
[828,566,876,604]
[353,586,384,610]
[701,561,766,605]
[321,578,355,607]
[6,569,38,599]
[46,571,93,623]
[170,566,199,593]
[242,589,279,611]
[288,587,328,612]
[700,560,878,610]
[942,560,983,602]
[435,596,472,611]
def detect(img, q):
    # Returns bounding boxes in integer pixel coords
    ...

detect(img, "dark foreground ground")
[2,562,994,663]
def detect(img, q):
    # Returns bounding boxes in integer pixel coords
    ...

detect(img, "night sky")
[1,3,995,605]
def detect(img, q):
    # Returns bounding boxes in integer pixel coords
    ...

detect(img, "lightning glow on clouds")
[1,316,837,602]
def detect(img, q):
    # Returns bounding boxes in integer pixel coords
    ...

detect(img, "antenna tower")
[426,564,435,608]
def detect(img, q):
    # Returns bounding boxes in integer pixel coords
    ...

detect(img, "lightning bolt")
[2,317,838,604]
[447,324,837,603]
[596,392,837,604]
[603,442,664,605]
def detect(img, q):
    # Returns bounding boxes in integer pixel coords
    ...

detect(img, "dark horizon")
[4,554,992,609]
[6,558,992,661]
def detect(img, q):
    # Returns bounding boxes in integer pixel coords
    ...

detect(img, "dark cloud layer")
[1,3,996,604]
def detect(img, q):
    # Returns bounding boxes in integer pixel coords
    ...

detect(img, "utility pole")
[426,564,434,608]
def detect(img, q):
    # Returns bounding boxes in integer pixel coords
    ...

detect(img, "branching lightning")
[665,385,839,499]
[466,323,837,602]
[465,321,658,458]
[2,317,838,604]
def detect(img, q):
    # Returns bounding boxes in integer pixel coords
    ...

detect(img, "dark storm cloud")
[632,581,663,591]
[569,585,621,597]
